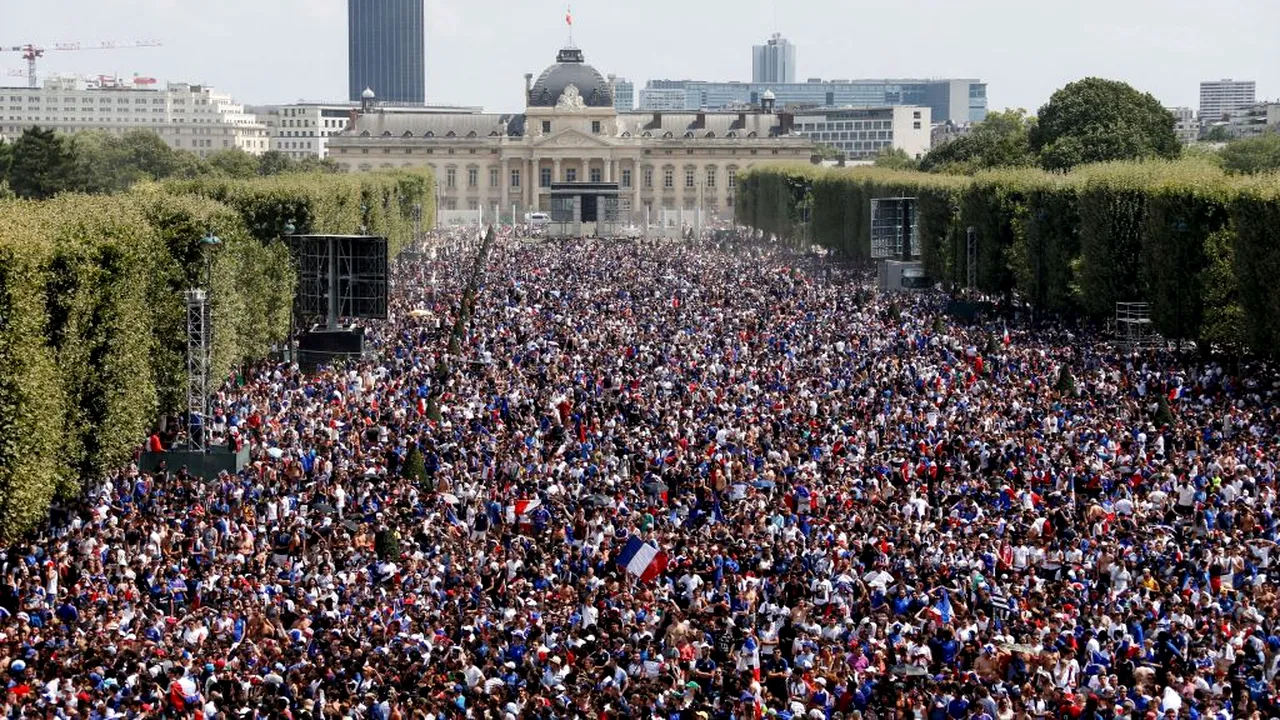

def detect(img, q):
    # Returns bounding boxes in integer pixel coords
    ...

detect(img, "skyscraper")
[348,0,425,104]
[752,33,796,84]
[1199,79,1255,122]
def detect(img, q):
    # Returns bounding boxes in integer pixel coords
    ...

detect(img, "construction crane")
[1,40,162,88]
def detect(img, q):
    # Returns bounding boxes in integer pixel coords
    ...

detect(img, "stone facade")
[327,45,814,221]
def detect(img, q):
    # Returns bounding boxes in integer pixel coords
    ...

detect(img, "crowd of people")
[3,225,1280,720]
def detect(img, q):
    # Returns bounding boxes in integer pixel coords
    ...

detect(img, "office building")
[1221,102,1280,139]
[329,43,813,227]
[610,76,635,112]
[794,106,932,161]
[1199,79,1255,122]
[1166,106,1199,144]
[752,33,796,84]
[348,0,425,104]
[638,87,690,111]
[638,77,986,124]
[250,103,363,159]
[0,76,269,156]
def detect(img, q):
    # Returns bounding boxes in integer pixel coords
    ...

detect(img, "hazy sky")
[5,0,1277,114]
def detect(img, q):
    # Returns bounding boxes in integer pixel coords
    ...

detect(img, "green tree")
[296,156,341,174]
[1202,126,1231,143]
[1030,78,1180,171]
[813,143,843,161]
[69,131,144,194]
[8,126,76,199]
[206,149,259,179]
[919,110,1035,174]
[256,150,296,176]
[170,150,210,179]
[0,139,11,182]
[119,130,181,179]
[873,147,919,170]
[1219,132,1280,175]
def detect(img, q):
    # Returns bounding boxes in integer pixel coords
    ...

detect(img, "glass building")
[348,0,426,104]
[640,78,987,125]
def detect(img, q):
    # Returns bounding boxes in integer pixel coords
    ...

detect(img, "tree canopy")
[1219,132,1280,175]
[1029,78,1180,171]
[918,110,1035,174]
[872,147,919,171]
[0,126,339,199]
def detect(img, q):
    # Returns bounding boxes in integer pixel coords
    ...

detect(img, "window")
[541,120,551,134]
[643,167,653,188]
[589,168,601,183]
[685,169,695,188]
[510,169,521,188]
[728,168,737,188]
[621,169,632,188]
[706,167,716,188]
[663,167,674,189]
[565,168,577,182]
[913,121,921,130]
[446,168,456,188]
[490,167,499,187]
[467,199,480,210]
[467,167,478,188]
[591,120,601,134]
[540,168,552,187]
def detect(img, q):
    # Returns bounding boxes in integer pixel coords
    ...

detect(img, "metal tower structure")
[185,289,210,453]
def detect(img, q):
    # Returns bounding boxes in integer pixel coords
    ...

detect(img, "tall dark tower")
[348,0,425,104]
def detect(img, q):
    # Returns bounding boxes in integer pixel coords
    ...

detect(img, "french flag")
[1168,386,1183,402]
[505,497,541,523]
[929,589,954,625]
[616,536,669,582]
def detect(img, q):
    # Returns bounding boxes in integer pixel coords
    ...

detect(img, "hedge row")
[163,170,435,257]
[735,161,1280,353]
[0,170,435,539]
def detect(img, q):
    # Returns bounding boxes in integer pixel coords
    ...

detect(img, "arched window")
[402,131,413,138]
[466,130,477,138]
[445,130,456,138]
[425,131,435,138]
[381,130,392,137]
[359,130,371,137]
[705,131,716,138]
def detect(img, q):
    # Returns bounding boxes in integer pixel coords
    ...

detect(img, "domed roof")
[528,47,613,108]
[361,87,376,99]
[761,89,776,100]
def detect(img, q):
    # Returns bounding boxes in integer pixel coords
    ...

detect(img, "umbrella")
[312,502,337,515]
[585,494,613,509]
[342,520,360,532]
[863,570,894,588]
[890,665,928,677]
[642,479,668,494]
[266,447,285,459]
[440,493,460,505]
[409,308,431,318]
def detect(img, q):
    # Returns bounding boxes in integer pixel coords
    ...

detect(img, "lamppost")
[200,230,221,286]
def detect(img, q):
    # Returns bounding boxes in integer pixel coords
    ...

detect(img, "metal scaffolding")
[185,289,210,453]
[1115,302,1160,353]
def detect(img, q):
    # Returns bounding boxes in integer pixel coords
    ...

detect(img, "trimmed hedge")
[0,169,436,540]
[736,161,1280,353]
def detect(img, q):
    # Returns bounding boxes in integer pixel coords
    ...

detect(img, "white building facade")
[793,106,932,160]
[1166,106,1199,144]
[328,45,814,225]
[252,103,359,159]
[1199,79,1256,122]
[0,77,268,155]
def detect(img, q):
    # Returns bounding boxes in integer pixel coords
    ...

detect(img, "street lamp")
[200,230,221,288]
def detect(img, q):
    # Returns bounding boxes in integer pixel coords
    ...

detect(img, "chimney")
[524,73,534,101]
[779,112,794,135]
[346,108,359,131]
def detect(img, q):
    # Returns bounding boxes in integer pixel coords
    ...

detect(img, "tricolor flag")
[565,5,572,26]
[1002,321,1010,347]
[929,589,954,624]
[1168,386,1183,402]
[505,497,541,523]
[670,295,680,309]
[616,536,668,582]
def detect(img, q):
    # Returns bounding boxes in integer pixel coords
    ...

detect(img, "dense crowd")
[3,226,1280,720]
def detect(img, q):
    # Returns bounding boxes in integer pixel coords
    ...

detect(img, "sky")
[4,0,1277,114]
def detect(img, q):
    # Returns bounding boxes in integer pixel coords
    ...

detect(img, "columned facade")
[328,44,815,223]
